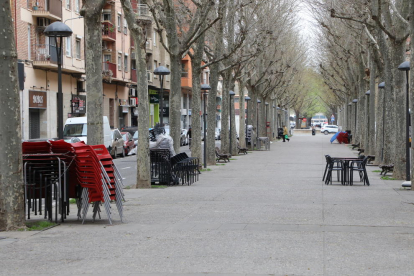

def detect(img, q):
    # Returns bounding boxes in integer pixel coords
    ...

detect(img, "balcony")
[32,44,84,73]
[102,22,116,41]
[147,70,153,83]
[181,70,191,88]
[103,61,117,79]
[146,38,153,52]
[131,69,137,83]
[29,0,62,20]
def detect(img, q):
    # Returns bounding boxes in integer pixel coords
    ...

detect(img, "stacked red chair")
[71,142,124,224]
[22,140,124,225]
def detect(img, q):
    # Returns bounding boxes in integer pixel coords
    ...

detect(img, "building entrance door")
[29,109,40,139]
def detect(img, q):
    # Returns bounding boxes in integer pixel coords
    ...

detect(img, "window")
[103,12,111,22]
[153,60,157,77]
[66,0,70,10]
[123,19,128,34]
[66,37,71,57]
[76,38,81,59]
[131,59,136,70]
[153,31,156,46]
[117,15,121,32]
[124,55,128,72]
[75,0,79,12]
[118,54,122,71]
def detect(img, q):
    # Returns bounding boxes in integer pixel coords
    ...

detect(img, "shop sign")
[29,91,47,108]
[149,89,159,104]
[162,107,169,116]
[71,94,86,114]
[122,106,129,113]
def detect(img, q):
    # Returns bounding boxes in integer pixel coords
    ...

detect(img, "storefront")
[28,90,47,139]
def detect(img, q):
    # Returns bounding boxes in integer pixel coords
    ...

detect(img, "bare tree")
[0,1,25,231]
[120,0,152,188]
[80,0,107,146]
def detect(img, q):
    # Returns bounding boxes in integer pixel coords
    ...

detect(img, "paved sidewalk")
[1,133,414,275]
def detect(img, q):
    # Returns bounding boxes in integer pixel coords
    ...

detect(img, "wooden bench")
[366,155,375,164]
[215,147,231,163]
[237,143,248,155]
[351,143,360,150]
[379,164,394,176]
[357,148,364,154]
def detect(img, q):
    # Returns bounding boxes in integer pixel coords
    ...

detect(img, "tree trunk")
[120,0,151,188]
[367,53,376,156]
[220,72,230,153]
[207,61,220,165]
[189,33,204,164]
[0,2,25,231]
[81,0,107,146]
[410,1,414,188]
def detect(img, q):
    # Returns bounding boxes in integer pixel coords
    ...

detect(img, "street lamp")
[257,99,261,146]
[44,22,73,139]
[229,90,235,154]
[245,96,251,148]
[265,102,269,137]
[379,82,385,162]
[398,60,411,181]
[272,105,276,138]
[153,66,171,126]
[365,90,370,146]
[352,99,358,132]
[201,84,211,168]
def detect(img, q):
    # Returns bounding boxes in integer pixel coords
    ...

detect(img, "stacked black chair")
[171,152,199,185]
[150,149,172,185]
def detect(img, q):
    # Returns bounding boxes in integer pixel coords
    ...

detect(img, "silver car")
[110,129,125,158]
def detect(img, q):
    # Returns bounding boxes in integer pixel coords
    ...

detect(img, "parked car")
[321,125,339,135]
[120,126,137,136]
[180,129,188,146]
[121,132,135,155]
[110,129,125,158]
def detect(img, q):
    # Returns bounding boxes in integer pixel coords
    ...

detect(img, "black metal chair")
[349,156,370,186]
[324,155,344,185]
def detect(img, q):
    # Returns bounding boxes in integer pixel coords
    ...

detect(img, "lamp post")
[352,99,358,132]
[44,22,73,139]
[272,105,276,138]
[257,99,261,145]
[265,102,269,137]
[378,82,385,162]
[365,91,370,147]
[245,96,251,147]
[398,61,411,181]
[201,84,211,168]
[229,90,235,154]
[153,66,171,126]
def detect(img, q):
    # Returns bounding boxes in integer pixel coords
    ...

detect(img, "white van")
[63,116,112,149]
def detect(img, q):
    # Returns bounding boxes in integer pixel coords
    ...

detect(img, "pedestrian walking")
[187,126,192,149]
[283,125,290,142]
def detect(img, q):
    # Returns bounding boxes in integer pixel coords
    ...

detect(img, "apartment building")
[13,0,85,140]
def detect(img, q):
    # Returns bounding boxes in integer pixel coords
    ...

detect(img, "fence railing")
[103,62,117,79]
[32,44,59,63]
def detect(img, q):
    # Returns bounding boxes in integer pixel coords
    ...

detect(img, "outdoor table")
[331,157,362,185]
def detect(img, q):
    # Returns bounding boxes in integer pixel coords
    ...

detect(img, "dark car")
[121,132,135,155]
[120,126,137,136]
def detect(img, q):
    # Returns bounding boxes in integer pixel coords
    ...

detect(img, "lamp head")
[257,99,261,103]
[265,102,269,106]
[245,96,251,102]
[378,82,385,89]
[352,99,358,103]
[398,61,410,71]
[201,84,211,95]
[365,90,370,95]
[229,90,235,96]
[44,22,73,37]
[153,66,171,76]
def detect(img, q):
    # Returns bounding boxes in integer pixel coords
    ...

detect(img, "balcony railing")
[103,61,117,79]
[135,4,150,16]
[29,0,62,19]
[102,22,116,41]
[146,38,153,51]
[131,69,137,82]
[181,70,189,78]
[32,44,59,63]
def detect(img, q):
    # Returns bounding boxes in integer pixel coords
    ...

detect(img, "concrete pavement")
[1,132,414,275]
